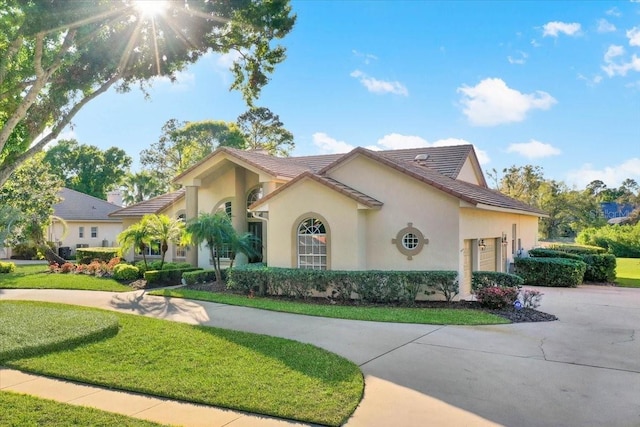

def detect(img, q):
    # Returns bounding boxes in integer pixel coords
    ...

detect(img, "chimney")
[107,190,123,207]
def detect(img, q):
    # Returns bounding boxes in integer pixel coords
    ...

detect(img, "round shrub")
[472,271,523,291]
[0,261,16,273]
[475,286,519,309]
[113,264,140,281]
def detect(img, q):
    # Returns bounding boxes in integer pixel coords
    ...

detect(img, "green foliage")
[530,246,616,283]
[237,107,295,156]
[475,286,519,309]
[515,257,586,287]
[118,218,153,268]
[144,267,202,286]
[10,243,38,259]
[0,0,296,187]
[0,261,16,273]
[120,171,166,206]
[471,271,524,291]
[76,247,120,264]
[112,263,140,281]
[182,269,226,285]
[227,268,459,304]
[140,119,246,190]
[43,139,131,199]
[528,248,583,260]
[576,224,640,258]
[136,260,192,273]
[547,243,607,255]
[0,301,119,363]
[0,153,62,246]
[145,213,185,269]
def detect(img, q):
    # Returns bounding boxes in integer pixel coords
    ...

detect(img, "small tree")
[185,212,234,283]
[146,214,185,270]
[117,218,153,270]
[228,232,261,269]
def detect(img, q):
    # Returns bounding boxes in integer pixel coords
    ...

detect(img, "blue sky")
[62,0,640,189]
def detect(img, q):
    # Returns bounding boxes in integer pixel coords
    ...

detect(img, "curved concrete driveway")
[1,285,638,427]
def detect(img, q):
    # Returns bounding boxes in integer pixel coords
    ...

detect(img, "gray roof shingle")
[54,188,122,221]
[109,188,186,218]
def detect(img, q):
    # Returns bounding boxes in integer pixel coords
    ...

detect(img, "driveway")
[1,285,638,427]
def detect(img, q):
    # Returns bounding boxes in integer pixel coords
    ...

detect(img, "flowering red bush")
[60,262,76,273]
[47,257,122,277]
[475,286,519,309]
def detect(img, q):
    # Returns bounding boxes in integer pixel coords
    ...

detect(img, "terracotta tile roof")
[347,148,547,216]
[109,188,186,218]
[250,171,383,210]
[54,188,122,221]
[376,145,473,179]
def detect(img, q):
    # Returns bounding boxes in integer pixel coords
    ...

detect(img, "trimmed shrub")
[182,269,222,285]
[576,224,640,258]
[475,286,519,309]
[227,268,459,303]
[531,247,616,283]
[135,261,192,274]
[528,248,582,260]
[144,267,203,286]
[471,271,524,291]
[548,243,606,255]
[582,254,616,282]
[77,248,120,264]
[0,261,16,273]
[515,257,586,287]
[113,264,140,281]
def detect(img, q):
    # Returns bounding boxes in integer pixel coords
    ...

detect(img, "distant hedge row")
[529,247,616,283]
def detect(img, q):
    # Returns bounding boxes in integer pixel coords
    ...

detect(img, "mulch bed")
[180,281,558,323]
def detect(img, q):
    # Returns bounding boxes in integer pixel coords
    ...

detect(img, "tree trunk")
[40,244,67,265]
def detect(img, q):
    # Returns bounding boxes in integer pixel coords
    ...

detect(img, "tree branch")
[0,34,24,87]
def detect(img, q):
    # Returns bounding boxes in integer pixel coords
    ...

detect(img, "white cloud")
[507,51,528,65]
[352,50,378,64]
[597,19,616,33]
[312,132,490,164]
[565,158,640,188]
[531,38,541,47]
[506,140,562,159]
[542,21,582,37]
[216,50,243,68]
[606,7,621,17]
[151,70,195,91]
[350,70,409,96]
[602,45,640,77]
[457,78,557,126]
[627,27,640,47]
[312,132,354,154]
[578,73,603,86]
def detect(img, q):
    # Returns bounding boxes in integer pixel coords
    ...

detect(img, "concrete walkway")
[1,285,639,427]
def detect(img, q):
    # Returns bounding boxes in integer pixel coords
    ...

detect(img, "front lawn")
[0,392,167,427]
[616,258,640,288]
[0,264,132,292]
[150,289,509,325]
[1,301,363,427]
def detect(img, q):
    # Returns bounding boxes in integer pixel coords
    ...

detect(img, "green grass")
[0,302,119,362]
[0,391,167,426]
[2,301,363,427]
[616,258,640,288]
[150,289,509,325]
[0,264,132,292]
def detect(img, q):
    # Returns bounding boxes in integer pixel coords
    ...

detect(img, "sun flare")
[133,0,169,17]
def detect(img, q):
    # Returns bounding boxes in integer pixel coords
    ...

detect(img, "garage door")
[479,238,496,271]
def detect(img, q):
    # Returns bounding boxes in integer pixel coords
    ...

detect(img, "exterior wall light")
[478,239,486,251]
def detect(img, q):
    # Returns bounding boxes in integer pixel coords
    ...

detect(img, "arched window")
[297,217,327,270]
[213,200,233,259]
[246,186,263,218]
[216,200,232,218]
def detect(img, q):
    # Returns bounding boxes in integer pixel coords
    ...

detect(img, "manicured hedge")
[0,261,16,273]
[528,248,582,260]
[135,261,192,274]
[547,244,606,255]
[76,248,121,264]
[227,267,459,303]
[112,264,140,281]
[182,269,228,285]
[471,271,524,291]
[529,247,616,283]
[515,257,586,287]
[144,267,203,286]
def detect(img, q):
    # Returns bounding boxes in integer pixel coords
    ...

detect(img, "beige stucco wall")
[265,178,365,270]
[457,157,482,185]
[327,155,461,271]
[48,220,122,256]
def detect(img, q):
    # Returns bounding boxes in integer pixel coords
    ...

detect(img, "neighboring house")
[49,188,124,257]
[111,145,546,298]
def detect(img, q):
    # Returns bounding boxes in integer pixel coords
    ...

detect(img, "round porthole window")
[392,223,428,260]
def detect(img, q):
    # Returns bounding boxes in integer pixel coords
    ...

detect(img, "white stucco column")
[233,167,248,265]
[185,185,199,267]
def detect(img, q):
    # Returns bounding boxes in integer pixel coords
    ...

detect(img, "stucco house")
[110,144,545,298]
[48,188,124,258]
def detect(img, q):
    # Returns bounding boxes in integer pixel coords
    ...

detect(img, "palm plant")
[185,211,235,283]
[228,232,261,269]
[117,218,152,270]
[146,214,185,269]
